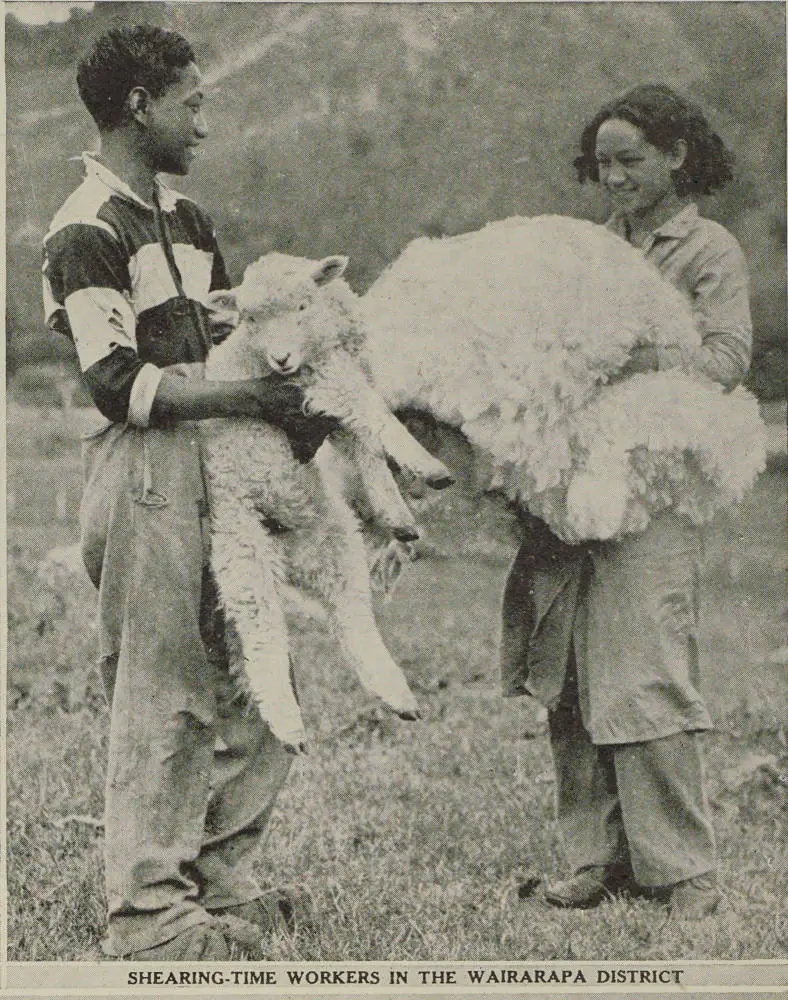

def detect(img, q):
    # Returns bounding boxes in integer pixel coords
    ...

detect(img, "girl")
[501,84,752,917]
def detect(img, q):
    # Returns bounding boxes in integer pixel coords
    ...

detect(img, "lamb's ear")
[204,289,240,327]
[312,255,349,287]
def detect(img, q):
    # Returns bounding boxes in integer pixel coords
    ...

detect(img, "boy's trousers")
[80,419,292,956]
[548,661,716,887]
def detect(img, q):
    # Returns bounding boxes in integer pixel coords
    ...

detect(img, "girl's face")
[594,118,686,221]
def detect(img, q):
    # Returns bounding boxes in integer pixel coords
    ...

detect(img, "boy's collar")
[76,152,179,212]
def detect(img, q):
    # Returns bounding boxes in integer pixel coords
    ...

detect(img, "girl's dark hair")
[77,25,196,131]
[574,83,734,196]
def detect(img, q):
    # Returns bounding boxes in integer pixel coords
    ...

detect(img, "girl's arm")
[622,244,753,390]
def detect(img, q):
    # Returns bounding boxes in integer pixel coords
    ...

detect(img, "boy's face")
[594,118,685,220]
[143,61,207,176]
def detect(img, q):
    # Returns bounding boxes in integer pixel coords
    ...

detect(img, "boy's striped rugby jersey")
[43,154,230,425]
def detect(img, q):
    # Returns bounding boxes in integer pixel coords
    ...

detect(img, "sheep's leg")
[284,514,420,719]
[324,433,420,541]
[209,497,307,753]
[305,357,453,488]
[351,397,454,489]
[372,407,454,490]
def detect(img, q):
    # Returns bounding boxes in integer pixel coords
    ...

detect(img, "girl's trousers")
[501,511,716,887]
[548,654,716,887]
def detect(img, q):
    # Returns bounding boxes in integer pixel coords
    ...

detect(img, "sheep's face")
[207,254,362,376]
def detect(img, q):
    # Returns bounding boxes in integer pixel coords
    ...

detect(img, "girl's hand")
[609,345,659,383]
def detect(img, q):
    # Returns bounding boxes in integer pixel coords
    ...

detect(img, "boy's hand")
[254,377,340,462]
[252,377,307,421]
[281,413,341,463]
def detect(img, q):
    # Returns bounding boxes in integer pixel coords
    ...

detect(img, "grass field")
[5,403,787,962]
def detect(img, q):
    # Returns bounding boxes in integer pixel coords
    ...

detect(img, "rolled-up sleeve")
[44,222,161,425]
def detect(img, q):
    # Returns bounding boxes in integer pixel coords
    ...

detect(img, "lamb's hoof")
[393,526,420,542]
[426,473,454,490]
[396,708,422,722]
[284,741,308,756]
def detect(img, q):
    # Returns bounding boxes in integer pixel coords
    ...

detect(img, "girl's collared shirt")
[607,203,753,389]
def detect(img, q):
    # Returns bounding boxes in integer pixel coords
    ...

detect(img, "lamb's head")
[207,253,367,376]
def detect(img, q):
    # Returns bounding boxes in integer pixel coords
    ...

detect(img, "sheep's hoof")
[393,526,420,542]
[284,741,309,756]
[426,474,454,490]
[396,708,422,722]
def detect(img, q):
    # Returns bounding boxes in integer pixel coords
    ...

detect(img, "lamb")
[362,214,766,543]
[201,253,452,753]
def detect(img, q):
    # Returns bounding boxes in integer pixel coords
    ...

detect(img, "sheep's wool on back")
[363,214,766,541]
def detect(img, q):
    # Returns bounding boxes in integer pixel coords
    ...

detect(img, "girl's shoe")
[545,863,633,909]
[667,874,721,917]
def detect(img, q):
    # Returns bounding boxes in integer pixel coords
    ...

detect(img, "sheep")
[362,214,766,543]
[201,252,452,752]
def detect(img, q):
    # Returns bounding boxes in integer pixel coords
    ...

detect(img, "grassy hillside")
[6,403,786,960]
[6,2,786,395]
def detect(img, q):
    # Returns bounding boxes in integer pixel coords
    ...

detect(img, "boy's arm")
[44,223,149,423]
[149,368,320,423]
[145,223,304,422]
[150,370,338,462]
[44,222,336,450]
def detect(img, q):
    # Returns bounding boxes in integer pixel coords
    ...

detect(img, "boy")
[43,25,335,959]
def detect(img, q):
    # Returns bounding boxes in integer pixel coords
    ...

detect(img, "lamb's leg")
[374,408,454,490]
[209,497,307,753]
[284,512,421,720]
[322,433,420,541]
[305,356,453,488]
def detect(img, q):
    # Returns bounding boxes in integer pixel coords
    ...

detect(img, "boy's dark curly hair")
[574,83,734,196]
[77,25,196,131]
